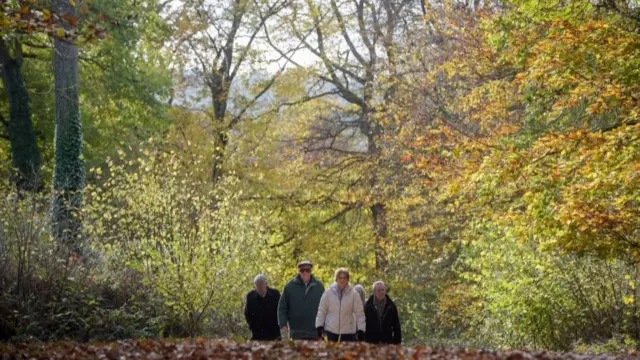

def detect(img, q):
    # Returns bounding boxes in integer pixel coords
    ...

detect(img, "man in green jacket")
[278,260,325,340]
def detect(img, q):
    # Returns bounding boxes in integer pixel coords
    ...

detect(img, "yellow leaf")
[56,27,65,38]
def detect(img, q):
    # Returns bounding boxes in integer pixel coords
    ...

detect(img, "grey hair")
[372,280,385,291]
[353,284,366,302]
[254,274,268,285]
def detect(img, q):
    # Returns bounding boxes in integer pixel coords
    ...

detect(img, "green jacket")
[278,275,325,339]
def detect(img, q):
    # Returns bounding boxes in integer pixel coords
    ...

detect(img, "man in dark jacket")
[245,274,281,340]
[364,281,402,344]
[278,260,325,340]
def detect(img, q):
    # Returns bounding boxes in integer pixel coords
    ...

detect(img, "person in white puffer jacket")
[315,268,366,342]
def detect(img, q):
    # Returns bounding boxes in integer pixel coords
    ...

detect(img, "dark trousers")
[250,330,281,341]
[326,331,356,342]
[251,335,281,341]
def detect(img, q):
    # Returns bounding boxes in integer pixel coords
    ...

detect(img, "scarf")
[373,296,387,321]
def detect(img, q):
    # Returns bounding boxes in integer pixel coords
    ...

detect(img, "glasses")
[299,267,312,273]
[337,276,348,280]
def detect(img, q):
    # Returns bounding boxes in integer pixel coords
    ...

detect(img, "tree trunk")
[211,85,229,184]
[0,39,42,191]
[371,202,388,272]
[211,129,228,185]
[363,109,388,272]
[51,0,85,251]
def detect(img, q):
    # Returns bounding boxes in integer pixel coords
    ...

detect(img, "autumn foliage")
[1,0,639,354]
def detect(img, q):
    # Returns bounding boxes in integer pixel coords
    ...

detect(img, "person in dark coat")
[278,260,325,340]
[244,274,282,340]
[364,280,402,344]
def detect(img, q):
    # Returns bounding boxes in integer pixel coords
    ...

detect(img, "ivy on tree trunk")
[0,38,42,191]
[51,0,84,251]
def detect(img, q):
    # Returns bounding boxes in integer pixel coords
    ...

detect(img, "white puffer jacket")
[315,283,366,335]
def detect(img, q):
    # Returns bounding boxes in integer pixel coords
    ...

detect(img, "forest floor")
[1,339,638,359]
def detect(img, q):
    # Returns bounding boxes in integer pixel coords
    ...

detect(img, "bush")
[83,148,269,338]
[445,219,640,351]
[0,182,164,341]
[0,144,275,341]
[573,335,639,354]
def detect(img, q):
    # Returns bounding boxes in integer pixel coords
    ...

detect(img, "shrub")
[83,148,269,337]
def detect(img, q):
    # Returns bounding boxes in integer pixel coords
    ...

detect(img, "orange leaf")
[64,15,78,26]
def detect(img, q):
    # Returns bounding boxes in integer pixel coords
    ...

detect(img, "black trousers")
[325,331,356,342]
[251,332,281,341]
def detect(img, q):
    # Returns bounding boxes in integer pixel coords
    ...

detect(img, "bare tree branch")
[275,90,340,112]
[331,0,368,67]
[229,71,281,127]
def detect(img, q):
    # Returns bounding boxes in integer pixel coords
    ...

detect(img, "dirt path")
[1,339,638,359]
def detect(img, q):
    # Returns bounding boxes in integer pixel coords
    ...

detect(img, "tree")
[76,0,173,167]
[51,0,84,249]
[0,1,69,191]
[0,37,42,191]
[264,0,425,271]
[168,0,288,184]
[398,0,640,347]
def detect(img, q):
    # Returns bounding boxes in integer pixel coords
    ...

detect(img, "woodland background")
[0,0,639,352]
